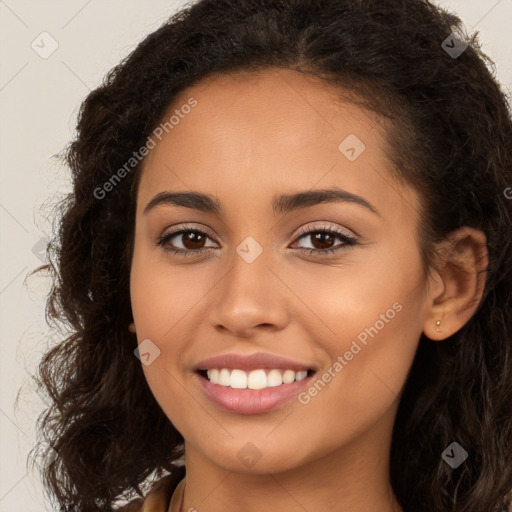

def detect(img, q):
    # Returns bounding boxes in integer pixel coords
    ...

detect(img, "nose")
[207,240,290,338]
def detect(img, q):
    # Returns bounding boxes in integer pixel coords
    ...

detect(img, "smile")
[194,367,317,414]
[202,368,311,389]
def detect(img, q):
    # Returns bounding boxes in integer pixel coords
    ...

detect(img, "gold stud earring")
[435,320,441,332]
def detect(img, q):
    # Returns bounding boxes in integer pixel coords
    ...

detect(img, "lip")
[193,370,316,414]
[195,352,317,372]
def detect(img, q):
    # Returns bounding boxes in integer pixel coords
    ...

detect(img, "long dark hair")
[27,0,512,510]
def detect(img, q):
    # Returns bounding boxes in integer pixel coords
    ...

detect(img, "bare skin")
[128,68,488,512]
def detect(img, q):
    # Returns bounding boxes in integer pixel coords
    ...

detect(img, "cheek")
[289,241,425,424]
[130,241,212,340]
[282,303,422,468]
[288,228,425,347]
[129,245,219,428]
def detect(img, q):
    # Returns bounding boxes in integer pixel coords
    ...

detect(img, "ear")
[423,226,488,341]
[128,322,136,333]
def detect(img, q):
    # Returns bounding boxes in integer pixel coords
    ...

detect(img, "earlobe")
[422,227,488,341]
[422,269,446,340]
[128,322,136,333]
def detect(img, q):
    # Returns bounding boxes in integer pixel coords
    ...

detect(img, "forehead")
[154,68,379,156]
[136,68,418,221]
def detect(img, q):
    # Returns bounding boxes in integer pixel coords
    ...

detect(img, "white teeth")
[282,369,296,384]
[247,369,267,389]
[219,368,231,386]
[230,369,247,389]
[203,368,310,389]
[295,370,308,381]
[267,369,283,387]
[207,369,219,383]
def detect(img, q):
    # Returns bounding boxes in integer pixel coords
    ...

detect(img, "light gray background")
[1,0,511,510]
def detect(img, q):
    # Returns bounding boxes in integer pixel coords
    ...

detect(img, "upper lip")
[195,352,317,372]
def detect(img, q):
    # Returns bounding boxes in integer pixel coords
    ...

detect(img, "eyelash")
[156,223,358,258]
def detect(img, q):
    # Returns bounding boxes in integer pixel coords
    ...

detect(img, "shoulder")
[115,466,186,512]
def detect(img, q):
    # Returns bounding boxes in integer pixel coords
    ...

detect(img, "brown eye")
[308,232,337,250]
[156,224,358,258]
[156,227,218,256]
[180,231,207,250]
[292,226,358,256]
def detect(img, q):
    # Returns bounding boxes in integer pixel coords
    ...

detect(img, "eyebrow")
[143,186,380,217]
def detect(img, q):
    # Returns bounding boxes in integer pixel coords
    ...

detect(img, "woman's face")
[130,68,430,474]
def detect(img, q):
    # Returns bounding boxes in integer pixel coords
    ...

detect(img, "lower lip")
[194,371,316,414]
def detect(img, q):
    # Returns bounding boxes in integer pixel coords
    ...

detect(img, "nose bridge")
[226,233,273,297]
[209,231,289,333]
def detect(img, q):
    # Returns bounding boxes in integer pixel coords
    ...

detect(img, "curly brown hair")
[27,0,512,510]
